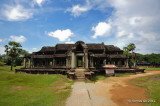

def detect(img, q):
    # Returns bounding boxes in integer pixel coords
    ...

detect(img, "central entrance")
[77,56,83,67]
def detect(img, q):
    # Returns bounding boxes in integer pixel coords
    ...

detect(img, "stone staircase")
[75,68,86,81]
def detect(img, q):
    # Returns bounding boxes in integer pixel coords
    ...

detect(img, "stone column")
[89,56,93,67]
[52,58,55,67]
[91,57,94,67]
[28,59,31,68]
[85,53,88,69]
[71,52,75,68]
[113,61,115,65]
[103,58,106,65]
[126,58,129,68]
[67,57,70,68]
[89,57,91,67]
[31,58,34,68]
[23,58,26,68]
[75,55,77,68]
[66,57,68,67]
[134,57,136,68]
[82,56,84,68]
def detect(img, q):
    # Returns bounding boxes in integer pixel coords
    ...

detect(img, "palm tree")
[123,43,136,68]
[123,46,129,68]
[128,43,136,67]
[127,43,136,53]
[126,43,136,68]
[4,41,22,71]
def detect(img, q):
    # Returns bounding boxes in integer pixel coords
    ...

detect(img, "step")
[76,77,85,79]
[75,72,84,74]
[76,76,85,78]
[76,79,85,81]
[75,73,85,75]
[75,75,85,77]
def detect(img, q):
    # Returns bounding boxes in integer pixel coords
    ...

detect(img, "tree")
[123,43,136,68]
[4,41,22,71]
[127,43,136,53]
[16,49,29,66]
[123,46,130,67]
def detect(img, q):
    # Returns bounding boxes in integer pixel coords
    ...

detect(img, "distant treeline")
[0,54,24,66]
[136,53,160,67]
[0,49,29,66]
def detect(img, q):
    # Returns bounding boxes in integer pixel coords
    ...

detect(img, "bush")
[0,62,6,66]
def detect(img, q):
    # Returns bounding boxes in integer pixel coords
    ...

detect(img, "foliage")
[131,75,160,105]
[123,43,136,68]
[0,50,29,66]
[0,66,73,106]
[0,61,5,66]
[4,41,22,70]
[137,53,160,65]
[127,43,136,53]
[123,43,136,54]
[3,41,29,70]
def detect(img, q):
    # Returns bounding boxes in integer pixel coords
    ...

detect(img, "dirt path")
[66,82,116,106]
[66,71,160,106]
[109,71,160,106]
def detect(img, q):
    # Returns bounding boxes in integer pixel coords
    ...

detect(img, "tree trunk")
[126,56,129,68]
[11,57,13,71]
[134,57,136,68]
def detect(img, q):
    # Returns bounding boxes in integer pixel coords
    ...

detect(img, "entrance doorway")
[77,56,83,67]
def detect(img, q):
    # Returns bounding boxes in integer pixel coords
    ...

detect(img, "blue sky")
[0,0,160,54]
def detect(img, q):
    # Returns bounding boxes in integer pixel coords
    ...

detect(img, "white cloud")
[23,47,38,53]
[33,0,47,6]
[3,5,33,21]
[0,39,3,42]
[9,35,27,43]
[65,41,74,44]
[129,17,143,26]
[86,0,160,53]
[66,0,110,17]
[32,48,37,52]
[48,29,74,42]
[66,5,90,17]
[85,0,110,10]
[0,46,5,55]
[98,0,160,54]
[91,22,111,39]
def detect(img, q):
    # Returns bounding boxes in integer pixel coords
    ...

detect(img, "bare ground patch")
[12,86,31,90]
[109,71,160,106]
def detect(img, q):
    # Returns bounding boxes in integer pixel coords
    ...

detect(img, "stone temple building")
[17,41,129,80]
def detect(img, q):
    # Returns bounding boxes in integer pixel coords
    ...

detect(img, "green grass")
[0,65,23,72]
[131,75,160,106]
[114,73,134,77]
[138,66,160,71]
[0,66,73,106]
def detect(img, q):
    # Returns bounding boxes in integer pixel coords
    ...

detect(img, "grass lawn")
[0,66,73,106]
[131,75,160,106]
[138,66,160,71]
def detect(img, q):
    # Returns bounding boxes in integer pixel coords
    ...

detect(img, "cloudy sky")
[0,0,160,54]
